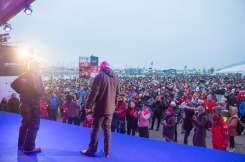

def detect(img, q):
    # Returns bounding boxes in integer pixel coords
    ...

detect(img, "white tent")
[216,64,245,74]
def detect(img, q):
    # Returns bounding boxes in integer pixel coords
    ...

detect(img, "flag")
[150,61,153,66]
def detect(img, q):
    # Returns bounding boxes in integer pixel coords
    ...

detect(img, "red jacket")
[116,102,127,119]
[211,118,229,146]
[40,100,48,118]
[204,99,216,114]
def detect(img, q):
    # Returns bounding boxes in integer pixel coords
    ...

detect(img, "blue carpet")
[0,111,244,162]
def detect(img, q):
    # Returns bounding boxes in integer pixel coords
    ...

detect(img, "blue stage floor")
[0,111,244,162]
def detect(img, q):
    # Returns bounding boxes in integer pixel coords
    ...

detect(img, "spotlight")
[3,24,12,32]
[24,5,33,15]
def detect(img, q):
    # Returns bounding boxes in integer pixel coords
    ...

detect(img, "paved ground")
[56,115,245,154]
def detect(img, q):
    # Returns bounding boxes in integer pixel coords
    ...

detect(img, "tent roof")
[0,0,35,27]
[216,64,245,73]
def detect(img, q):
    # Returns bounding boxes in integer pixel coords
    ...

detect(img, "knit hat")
[166,107,173,113]
[187,102,193,107]
[170,101,176,107]
[213,114,221,122]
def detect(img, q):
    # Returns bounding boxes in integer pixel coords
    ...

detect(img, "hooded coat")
[211,115,229,148]
[226,107,239,136]
[86,67,120,115]
[193,111,208,147]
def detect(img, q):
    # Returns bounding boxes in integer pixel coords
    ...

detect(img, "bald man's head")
[100,61,110,70]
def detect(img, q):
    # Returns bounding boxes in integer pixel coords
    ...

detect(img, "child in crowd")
[210,114,229,151]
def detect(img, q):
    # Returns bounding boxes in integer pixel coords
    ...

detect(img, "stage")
[0,111,244,162]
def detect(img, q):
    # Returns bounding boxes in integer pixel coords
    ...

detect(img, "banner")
[0,45,32,76]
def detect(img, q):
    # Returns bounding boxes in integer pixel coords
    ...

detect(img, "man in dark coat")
[192,106,208,148]
[8,93,20,114]
[81,61,119,158]
[11,59,45,154]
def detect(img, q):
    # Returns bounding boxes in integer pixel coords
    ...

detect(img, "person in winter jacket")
[8,93,20,114]
[115,96,127,134]
[192,106,208,148]
[81,61,119,158]
[226,106,239,152]
[11,60,45,154]
[238,98,245,135]
[46,91,59,121]
[0,97,8,112]
[126,102,138,136]
[82,114,93,128]
[162,107,176,142]
[210,114,229,151]
[149,96,163,131]
[183,106,195,144]
[63,95,80,125]
[134,102,151,138]
[40,96,48,119]
[111,111,120,132]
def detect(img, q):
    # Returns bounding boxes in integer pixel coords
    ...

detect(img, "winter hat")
[187,102,193,107]
[166,107,173,113]
[198,99,204,105]
[213,114,221,122]
[197,106,205,112]
[170,101,176,107]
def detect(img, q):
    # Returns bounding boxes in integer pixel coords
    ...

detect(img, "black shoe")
[149,128,153,130]
[23,147,41,154]
[156,128,159,131]
[103,149,110,158]
[18,146,23,150]
[80,149,95,157]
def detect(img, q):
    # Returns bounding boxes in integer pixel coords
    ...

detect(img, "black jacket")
[86,67,120,115]
[11,70,45,104]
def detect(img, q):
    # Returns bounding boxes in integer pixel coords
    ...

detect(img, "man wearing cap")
[80,61,119,158]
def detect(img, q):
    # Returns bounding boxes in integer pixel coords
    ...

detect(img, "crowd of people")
[1,73,245,153]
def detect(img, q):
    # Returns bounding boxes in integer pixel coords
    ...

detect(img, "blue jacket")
[238,101,245,116]
[47,96,59,109]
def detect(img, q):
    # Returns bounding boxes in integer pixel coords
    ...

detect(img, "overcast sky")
[6,0,245,70]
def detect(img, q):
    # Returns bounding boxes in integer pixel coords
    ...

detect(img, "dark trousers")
[184,130,191,144]
[18,103,40,151]
[118,118,126,134]
[174,123,178,141]
[49,109,57,121]
[229,136,235,148]
[68,117,79,125]
[151,113,161,129]
[240,116,245,134]
[127,121,137,136]
[88,113,112,155]
[138,127,149,138]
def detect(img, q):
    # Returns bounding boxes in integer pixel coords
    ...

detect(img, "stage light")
[24,5,33,15]
[3,24,12,32]
[18,48,29,57]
